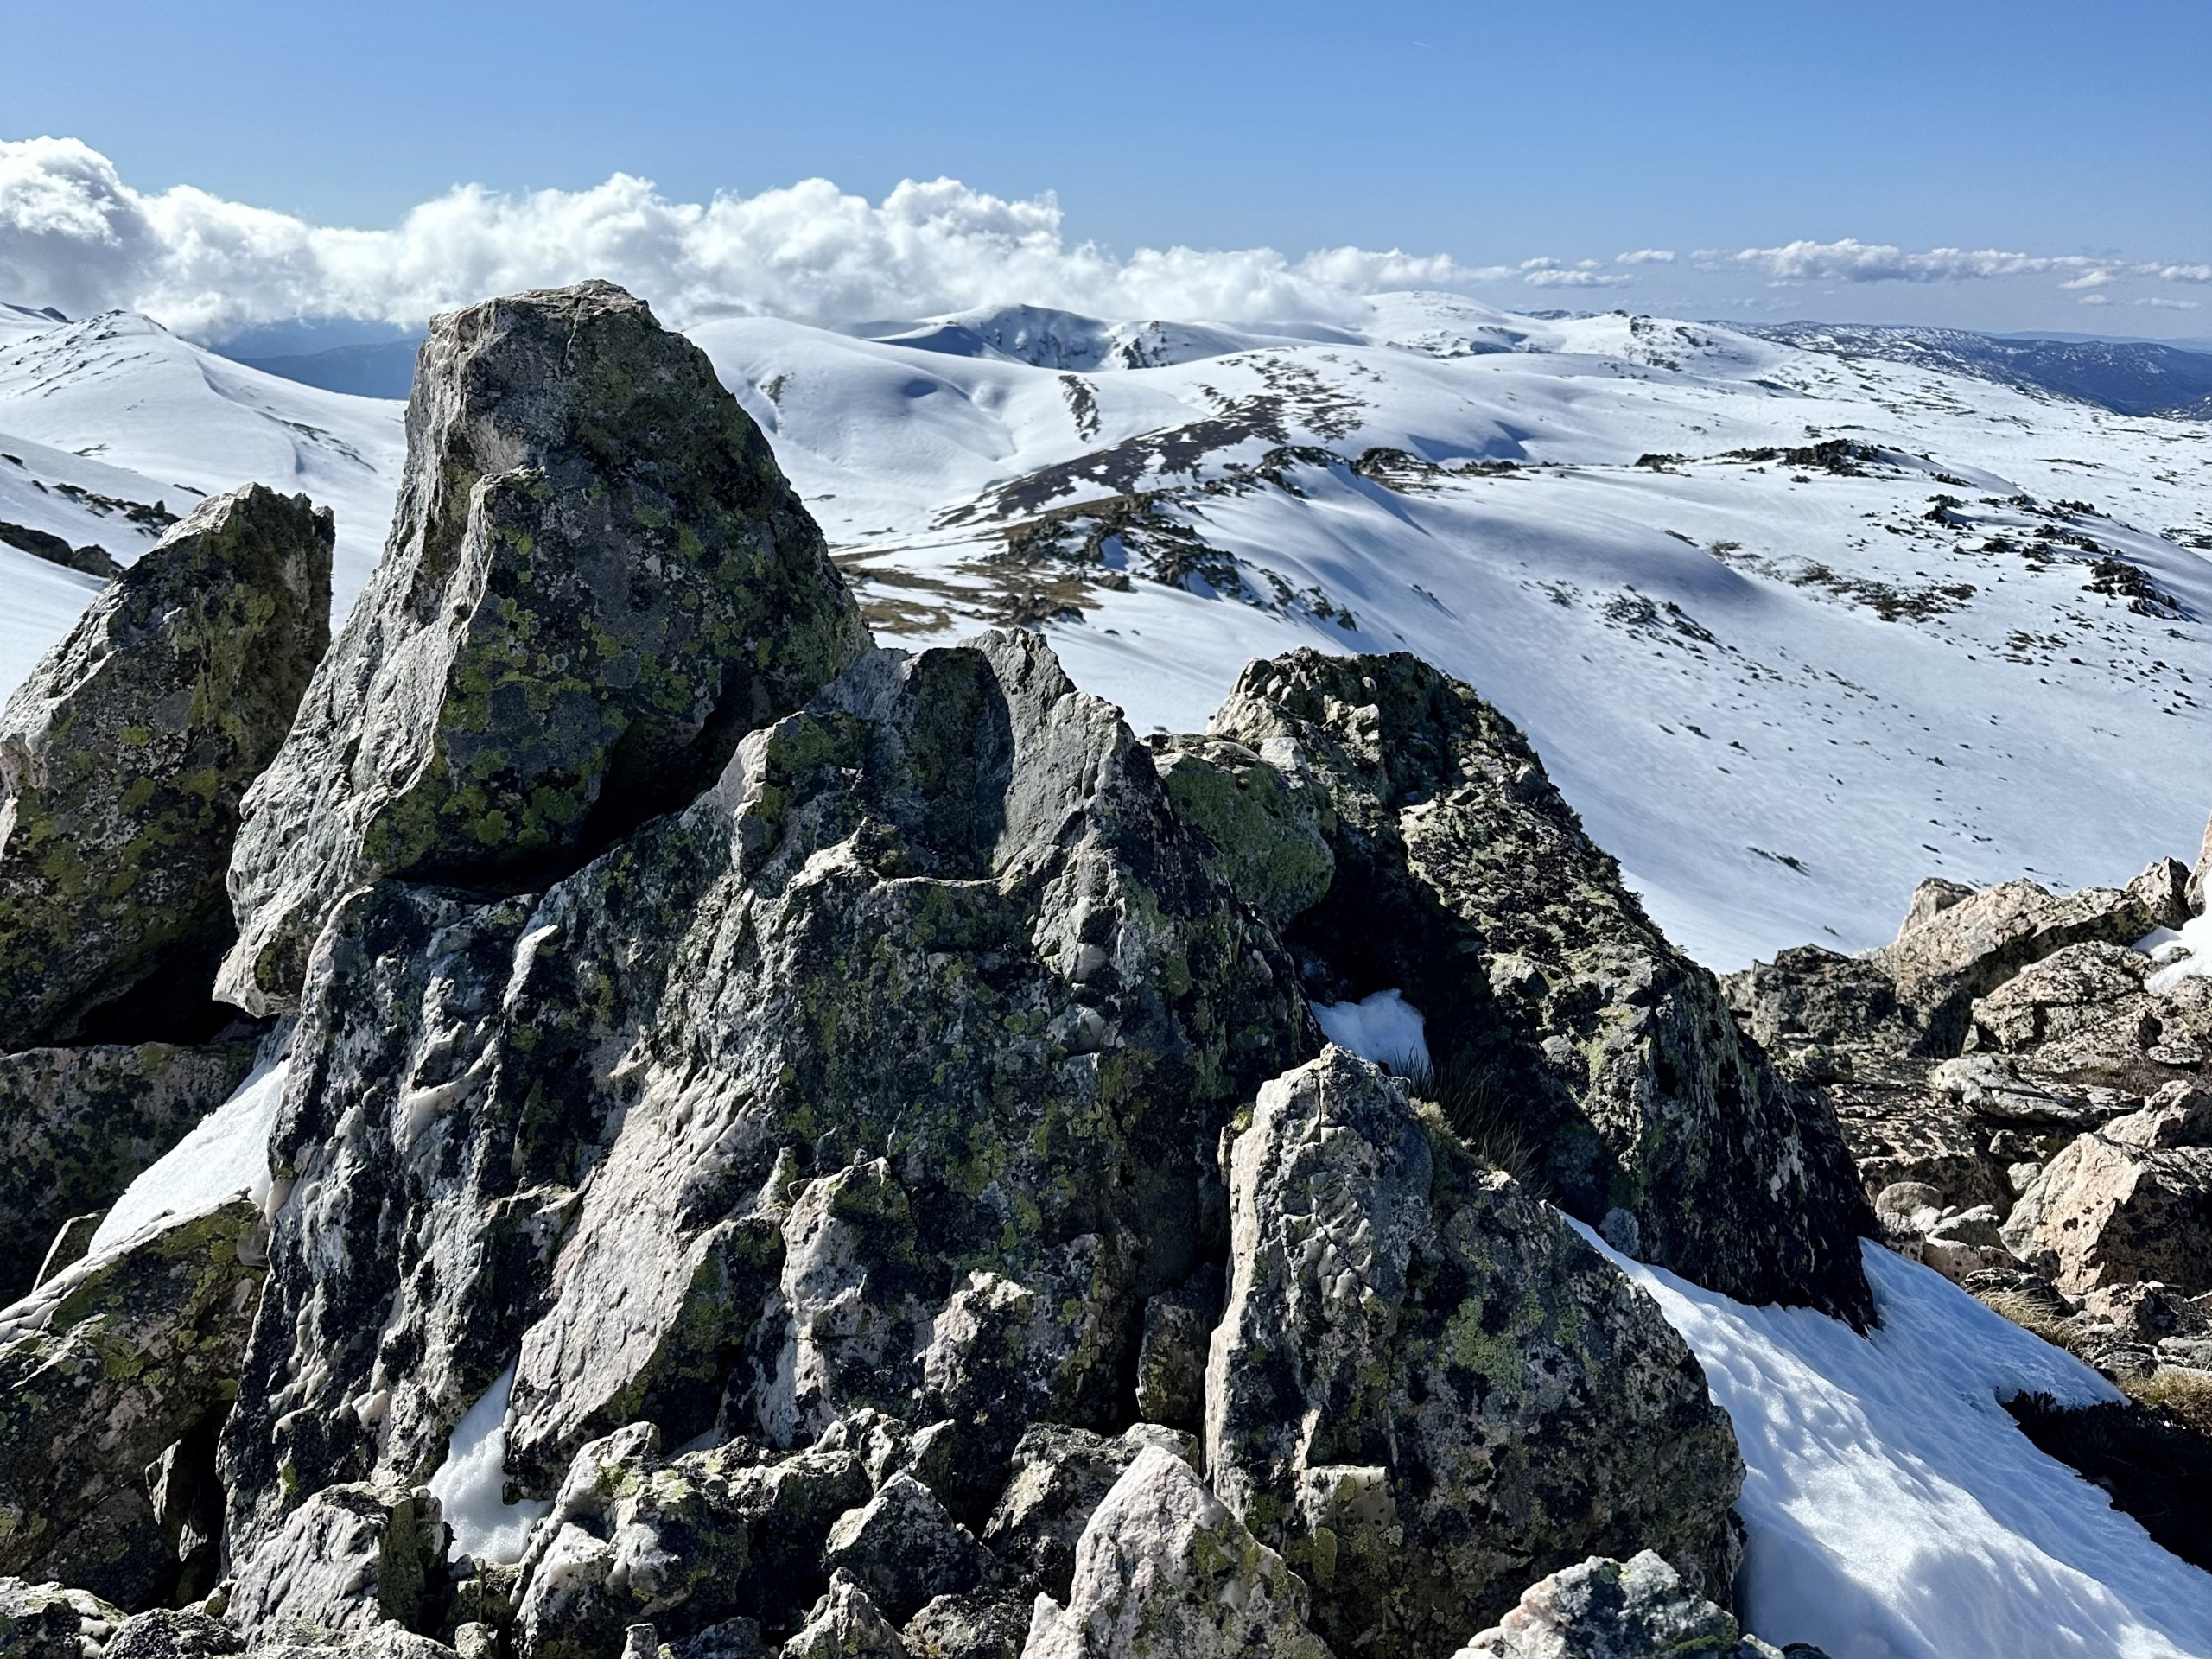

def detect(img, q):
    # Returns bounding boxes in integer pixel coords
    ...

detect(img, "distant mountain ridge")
[1738,321,2212,419]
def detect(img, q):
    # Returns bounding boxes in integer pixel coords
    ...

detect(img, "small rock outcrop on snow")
[217,281,866,1015]
[1206,1047,1745,1657]
[0,483,332,1043]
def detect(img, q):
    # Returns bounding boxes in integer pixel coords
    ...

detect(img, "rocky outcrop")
[2001,1116,2212,1298]
[0,1580,122,1659]
[980,1424,1196,1602]
[1872,862,2188,1048]
[820,1476,985,1625]
[1147,735,1333,929]
[1206,1047,1745,1658]
[102,1609,243,1659]
[1206,651,1871,1320]
[0,1199,264,1609]
[899,1594,1026,1659]
[227,1484,446,1643]
[1021,1446,1330,1659]
[779,1580,901,1659]
[0,484,331,1044]
[219,629,1309,1556]
[218,281,866,1016]
[1449,1552,1796,1659]
[0,522,118,580]
[0,1043,254,1294]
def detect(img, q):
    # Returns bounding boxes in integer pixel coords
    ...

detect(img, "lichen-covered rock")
[2001,1129,2212,1297]
[821,1475,986,1624]
[1021,1446,1329,1659]
[511,1428,873,1657]
[1966,944,2154,1056]
[101,1609,242,1659]
[219,629,1309,1553]
[779,1579,902,1659]
[247,1630,460,1659]
[1448,1552,1789,1659]
[0,483,331,1043]
[1206,1048,1745,1658]
[0,1198,264,1609]
[981,1426,1196,1603]
[219,280,866,1016]
[1129,1266,1221,1431]
[1873,862,2189,1046]
[1147,736,1333,929]
[226,1483,446,1642]
[0,1042,254,1294]
[1207,649,1870,1319]
[0,1579,123,1659]
[899,1595,1027,1659]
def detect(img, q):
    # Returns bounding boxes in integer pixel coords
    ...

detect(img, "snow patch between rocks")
[2143,910,2212,996]
[1311,989,1430,1072]
[90,1058,289,1255]
[1579,1228,2212,1659]
[429,1362,553,1566]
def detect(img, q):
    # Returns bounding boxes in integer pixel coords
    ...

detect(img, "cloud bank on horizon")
[2,136,2204,339]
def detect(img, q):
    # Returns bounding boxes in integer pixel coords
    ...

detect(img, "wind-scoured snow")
[89,1059,289,1255]
[1582,1228,2212,1659]
[428,1362,555,1566]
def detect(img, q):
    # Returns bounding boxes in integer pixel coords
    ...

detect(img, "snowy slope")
[0,307,403,604]
[690,295,2212,966]
[3,294,2208,971]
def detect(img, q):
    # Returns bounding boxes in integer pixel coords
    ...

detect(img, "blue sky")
[3,0,2206,334]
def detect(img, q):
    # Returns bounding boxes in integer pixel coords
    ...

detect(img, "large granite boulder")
[0,484,331,1043]
[219,630,1309,1560]
[226,1484,447,1643]
[981,1424,1197,1602]
[0,1198,265,1609]
[1205,650,1871,1319]
[2002,1126,2212,1297]
[1873,862,2189,1048]
[0,1042,254,1294]
[218,280,867,1015]
[1021,1446,1330,1659]
[1449,1552,1794,1659]
[1205,1047,1745,1659]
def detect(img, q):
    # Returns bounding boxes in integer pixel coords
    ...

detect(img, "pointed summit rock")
[218,280,868,1014]
[0,483,332,1045]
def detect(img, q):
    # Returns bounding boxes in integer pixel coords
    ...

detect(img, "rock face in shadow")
[0,1041,255,1294]
[1205,1047,1744,1658]
[218,632,1311,1560]
[0,1198,265,1609]
[1205,650,1872,1322]
[0,484,331,1044]
[218,280,867,1016]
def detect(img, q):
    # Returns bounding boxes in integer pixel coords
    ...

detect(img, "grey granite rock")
[218,280,866,1015]
[0,1580,123,1659]
[0,483,330,1043]
[1206,649,1872,1320]
[1206,1047,1745,1658]
[226,1483,446,1643]
[1448,1552,1789,1659]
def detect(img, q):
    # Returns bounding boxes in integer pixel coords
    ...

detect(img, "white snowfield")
[1587,1230,2212,1659]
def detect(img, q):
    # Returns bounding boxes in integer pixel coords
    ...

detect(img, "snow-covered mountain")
[3,291,2207,972]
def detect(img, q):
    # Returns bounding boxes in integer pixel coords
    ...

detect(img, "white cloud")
[1732,238,2098,283]
[1615,249,1676,264]
[1518,257,1631,289]
[0,135,1509,337]
[2153,264,2212,284]
[2060,269,2115,289]
[2078,292,2112,306]
[2135,296,2201,310]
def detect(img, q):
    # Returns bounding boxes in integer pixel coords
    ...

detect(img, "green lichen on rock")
[1207,649,1872,1321]
[0,1198,265,1610]
[1148,734,1335,930]
[0,1577,124,1659]
[1205,1047,1745,1658]
[0,1042,255,1294]
[218,280,868,1016]
[0,484,332,1043]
